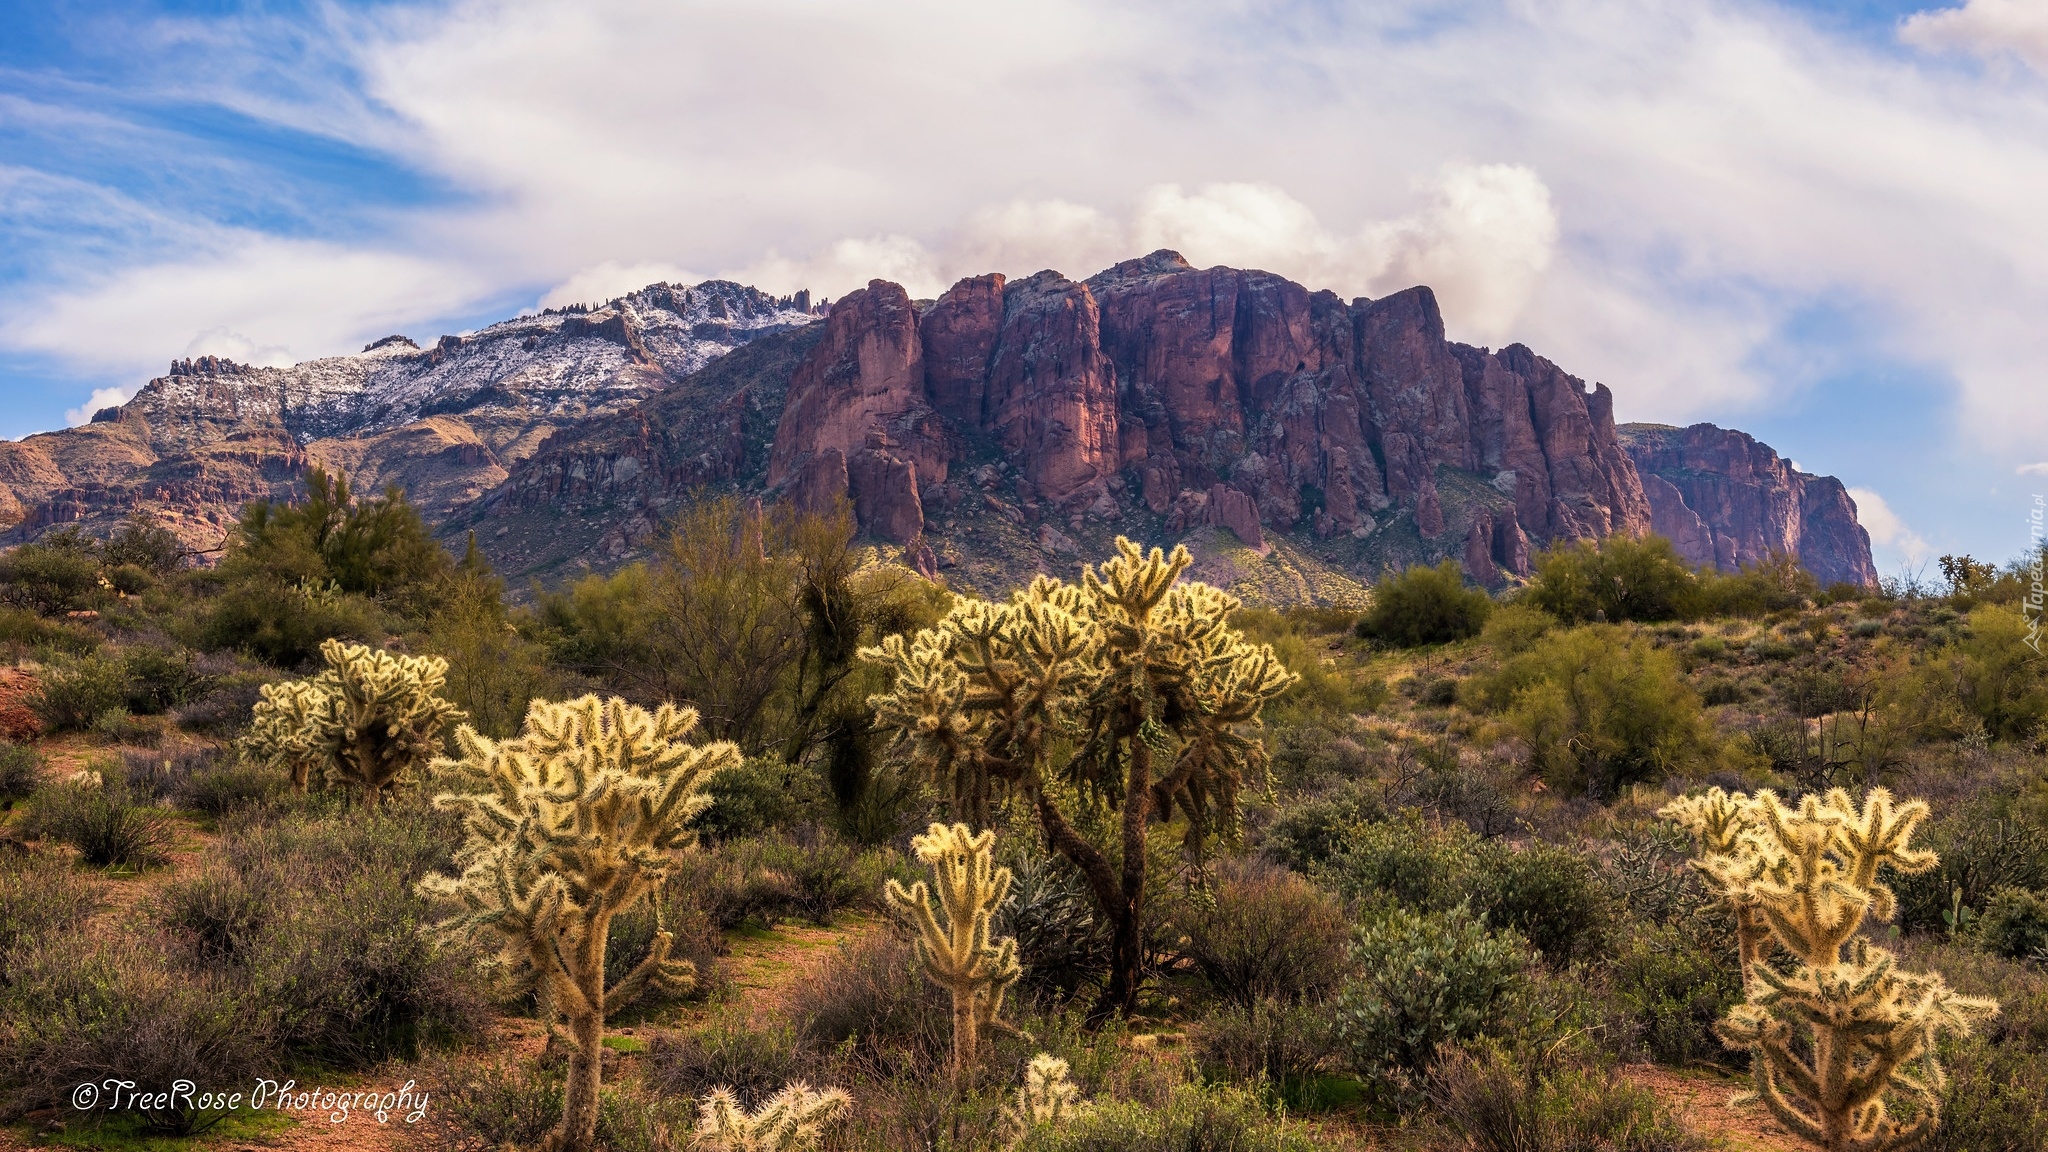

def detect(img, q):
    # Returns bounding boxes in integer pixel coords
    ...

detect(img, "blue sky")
[4,0,2047,575]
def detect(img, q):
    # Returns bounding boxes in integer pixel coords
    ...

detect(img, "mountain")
[0,253,1876,601]
[0,281,816,547]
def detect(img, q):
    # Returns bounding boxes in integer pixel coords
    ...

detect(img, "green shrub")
[0,855,99,962]
[93,707,165,747]
[698,756,828,842]
[1334,904,1533,1084]
[1428,1044,1705,1152]
[1524,535,1697,624]
[1015,1082,1315,1152]
[0,742,40,806]
[1481,603,1555,656]
[1692,554,1817,619]
[1179,859,1353,1009]
[1851,618,1886,639]
[25,779,174,869]
[198,577,382,668]
[1476,625,1712,796]
[28,654,127,731]
[1980,888,2048,961]
[171,667,278,735]
[0,606,99,654]
[999,843,1113,1003]
[0,541,104,617]
[1895,805,2048,934]
[1357,560,1491,647]
[119,645,203,714]
[1606,921,1743,1066]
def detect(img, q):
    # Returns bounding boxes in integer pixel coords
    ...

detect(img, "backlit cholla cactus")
[1661,787,1999,1152]
[885,822,1021,1076]
[865,538,1295,1021]
[420,695,738,1152]
[1006,1052,1090,1138]
[692,1083,852,1152]
[240,638,464,801]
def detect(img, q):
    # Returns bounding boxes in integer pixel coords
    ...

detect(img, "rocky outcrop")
[1619,423,1877,588]
[1,257,1874,595]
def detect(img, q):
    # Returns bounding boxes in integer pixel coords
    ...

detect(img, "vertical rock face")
[1619,423,1877,587]
[767,250,1665,569]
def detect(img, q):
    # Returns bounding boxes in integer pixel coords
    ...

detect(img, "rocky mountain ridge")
[0,254,1875,600]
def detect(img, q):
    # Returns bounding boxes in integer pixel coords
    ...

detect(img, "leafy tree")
[422,696,738,1152]
[1664,787,1999,1152]
[1524,534,1698,623]
[0,538,103,617]
[1355,560,1491,647]
[220,467,452,609]
[864,538,1295,1020]
[1473,625,1712,797]
[425,536,551,738]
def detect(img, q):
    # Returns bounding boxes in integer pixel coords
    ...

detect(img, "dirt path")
[1621,1065,1808,1152]
[709,915,880,1024]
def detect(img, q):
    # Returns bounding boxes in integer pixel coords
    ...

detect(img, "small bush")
[199,578,383,668]
[413,1054,564,1152]
[174,760,290,817]
[1429,1044,1705,1152]
[1851,618,1886,638]
[0,606,99,655]
[1334,904,1533,1085]
[25,779,174,869]
[28,654,127,732]
[1895,804,2048,933]
[1606,921,1743,1066]
[1015,1082,1316,1152]
[1358,560,1491,647]
[0,855,100,961]
[121,743,219,802]
[0,742,41,806]
[93,707,165,747]
[785,933,950,1072]
[1525,535,1697,624]
[119,645,203,714]
[648,1010,802,1105]
[0,934,271,1133]
[1481,603,1555,656]
[171,668,276,735]
[1179,859,1352,1009]
[1980,888,2048,961]
[1195,1001,1346,1102]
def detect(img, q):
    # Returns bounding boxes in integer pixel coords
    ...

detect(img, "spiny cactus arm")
[603,930,695,1017]
[1835,788,1938,917]
[977,935,1021,1026]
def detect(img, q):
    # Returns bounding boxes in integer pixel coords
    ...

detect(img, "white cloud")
[64,387,133,426]
[5,0,2048,477]
[2018,462,2048,476]
[1902,0,2048,75]
[1849,486,1933,565]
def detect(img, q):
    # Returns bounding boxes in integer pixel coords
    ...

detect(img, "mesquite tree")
[241,638,464,801]
[420,695,738,1152]
[866,538,1294,1019]
[884,822,1021,1075]
[1663,787,1998,1152]
[693,1083,852,1151]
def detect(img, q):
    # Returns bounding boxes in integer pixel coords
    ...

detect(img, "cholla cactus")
[885,822,1021,1076]
[865,538,1295,1021]
[239,638,464,800]
[692,1083,852,1152]
[1662,787,1999,1151]
[420,695,738,1152]
[1006,1052,1089,1137]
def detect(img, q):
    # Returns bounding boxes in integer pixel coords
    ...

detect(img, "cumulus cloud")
[1902,0,2048,75]
[64,387,133,426]
[1849,486,1932,565]
[6,0,2048,489]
